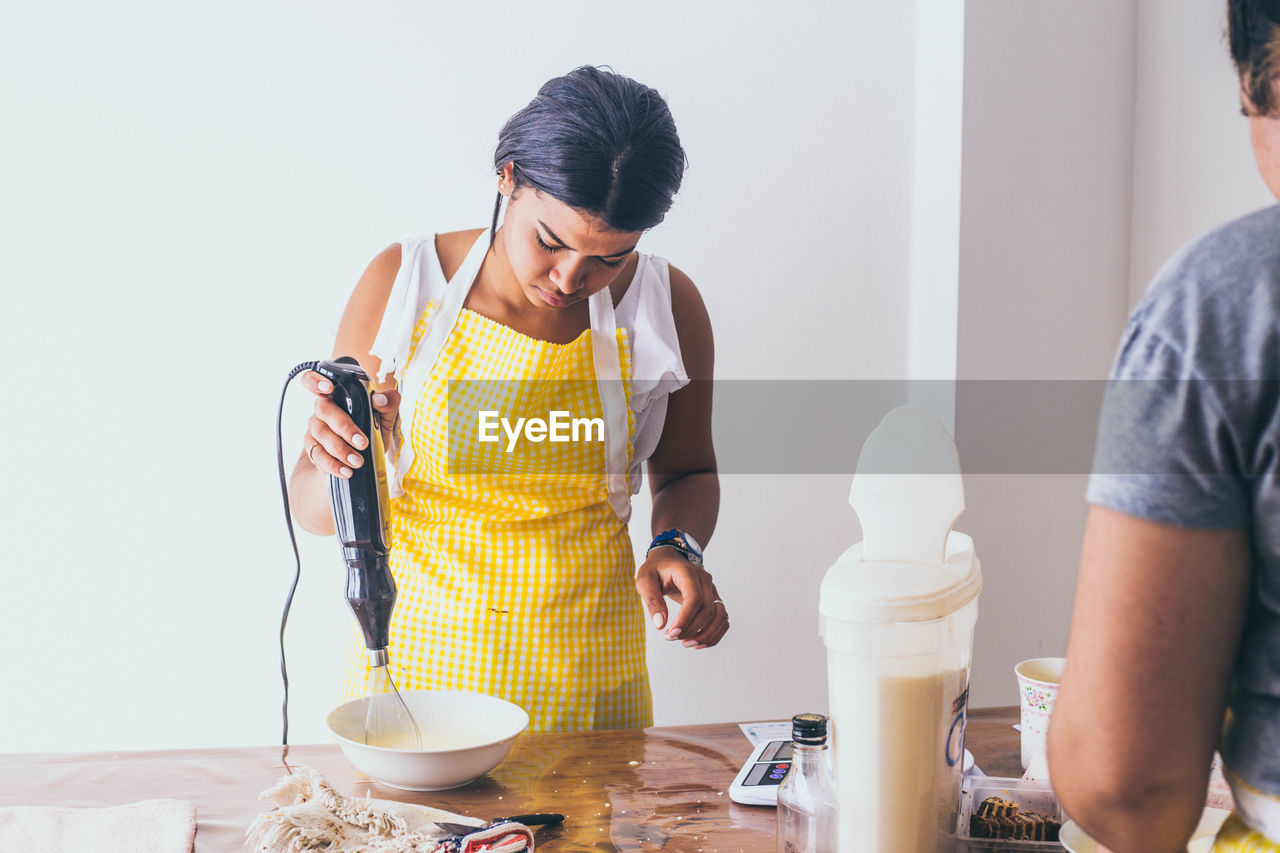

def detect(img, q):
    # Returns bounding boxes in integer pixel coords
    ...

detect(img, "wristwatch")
[647,529,704,567]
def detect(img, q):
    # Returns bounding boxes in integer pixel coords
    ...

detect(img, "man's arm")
[1048,505,1251,852]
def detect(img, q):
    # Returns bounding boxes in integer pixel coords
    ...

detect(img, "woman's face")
[496,165,641,311]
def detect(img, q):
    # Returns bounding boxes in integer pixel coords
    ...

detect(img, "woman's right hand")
[299,370,401,479]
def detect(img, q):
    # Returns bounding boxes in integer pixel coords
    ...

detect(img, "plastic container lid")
[820,531,980,623]
[819,406,982,624]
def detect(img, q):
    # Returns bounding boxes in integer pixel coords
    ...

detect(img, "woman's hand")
[635,549,729,649]
[299,370,401,479]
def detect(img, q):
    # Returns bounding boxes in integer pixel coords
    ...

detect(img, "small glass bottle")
[777,713,838,853]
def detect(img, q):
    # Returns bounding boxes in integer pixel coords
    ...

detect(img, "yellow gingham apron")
[1212,766,1280,851]
[342,250,651,732]
[1214,812,1280,851]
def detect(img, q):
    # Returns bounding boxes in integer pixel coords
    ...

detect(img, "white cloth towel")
[246,766,532,852]
[0,799,196,853]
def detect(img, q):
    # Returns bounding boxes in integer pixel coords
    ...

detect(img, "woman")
[288,66,727,732]
[1048,2,1280,849]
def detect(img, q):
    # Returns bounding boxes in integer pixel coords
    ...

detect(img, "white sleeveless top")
[366,231,689,523]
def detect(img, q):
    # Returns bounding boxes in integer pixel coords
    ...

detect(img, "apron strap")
[390,230,491,496]
[589,289,632,524]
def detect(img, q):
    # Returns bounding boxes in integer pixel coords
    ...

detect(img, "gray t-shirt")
[1087,203,1280,798]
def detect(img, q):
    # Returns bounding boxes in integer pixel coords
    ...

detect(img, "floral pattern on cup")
[1024,686,1052,712]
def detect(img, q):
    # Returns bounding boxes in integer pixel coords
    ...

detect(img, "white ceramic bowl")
[327,690,529,791]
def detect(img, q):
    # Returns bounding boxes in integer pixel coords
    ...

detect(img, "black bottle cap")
[791,713,827,745]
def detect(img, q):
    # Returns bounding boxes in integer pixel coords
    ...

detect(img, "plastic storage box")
[956,776,1066,851]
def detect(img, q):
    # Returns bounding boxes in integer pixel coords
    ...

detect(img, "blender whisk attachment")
[317,356,422,750]
[364,652,421,749]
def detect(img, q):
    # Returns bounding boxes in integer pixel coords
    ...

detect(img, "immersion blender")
[312,357,421,749]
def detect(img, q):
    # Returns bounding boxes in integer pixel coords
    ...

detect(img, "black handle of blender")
[314,357,389,555]
[314,357,397,653]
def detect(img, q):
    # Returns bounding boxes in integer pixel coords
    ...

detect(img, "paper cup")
[1016,657,1065,770]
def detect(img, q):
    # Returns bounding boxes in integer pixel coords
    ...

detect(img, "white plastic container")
[820,406,982,853]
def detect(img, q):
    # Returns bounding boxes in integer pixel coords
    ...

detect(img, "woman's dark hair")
[1229,0,1280,115]
[490,66,686,241]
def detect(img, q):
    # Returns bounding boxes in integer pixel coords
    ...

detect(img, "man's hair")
[1230,0,1280,115]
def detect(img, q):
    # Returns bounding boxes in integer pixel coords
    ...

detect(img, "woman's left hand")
[635,550,729,649]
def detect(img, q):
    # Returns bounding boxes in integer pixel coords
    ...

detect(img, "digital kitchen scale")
[728,738,802,806]
[729,739,976,807]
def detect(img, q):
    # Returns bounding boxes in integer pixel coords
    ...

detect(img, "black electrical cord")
[276,360,319,767]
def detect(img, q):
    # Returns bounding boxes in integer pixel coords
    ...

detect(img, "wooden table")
[0,706,1021,852]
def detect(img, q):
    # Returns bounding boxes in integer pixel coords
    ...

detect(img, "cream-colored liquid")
[364,725,490,751]
[363,730,426,750]
[830,664,966,853]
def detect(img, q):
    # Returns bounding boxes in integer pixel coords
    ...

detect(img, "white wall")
[908,0,965,429]
[951,0,1279,711]
[0,0,916,752]
[1129,0,1274,302]
[953,0,1140,706]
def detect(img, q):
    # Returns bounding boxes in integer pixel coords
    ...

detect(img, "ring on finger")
[307,442,322,464]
